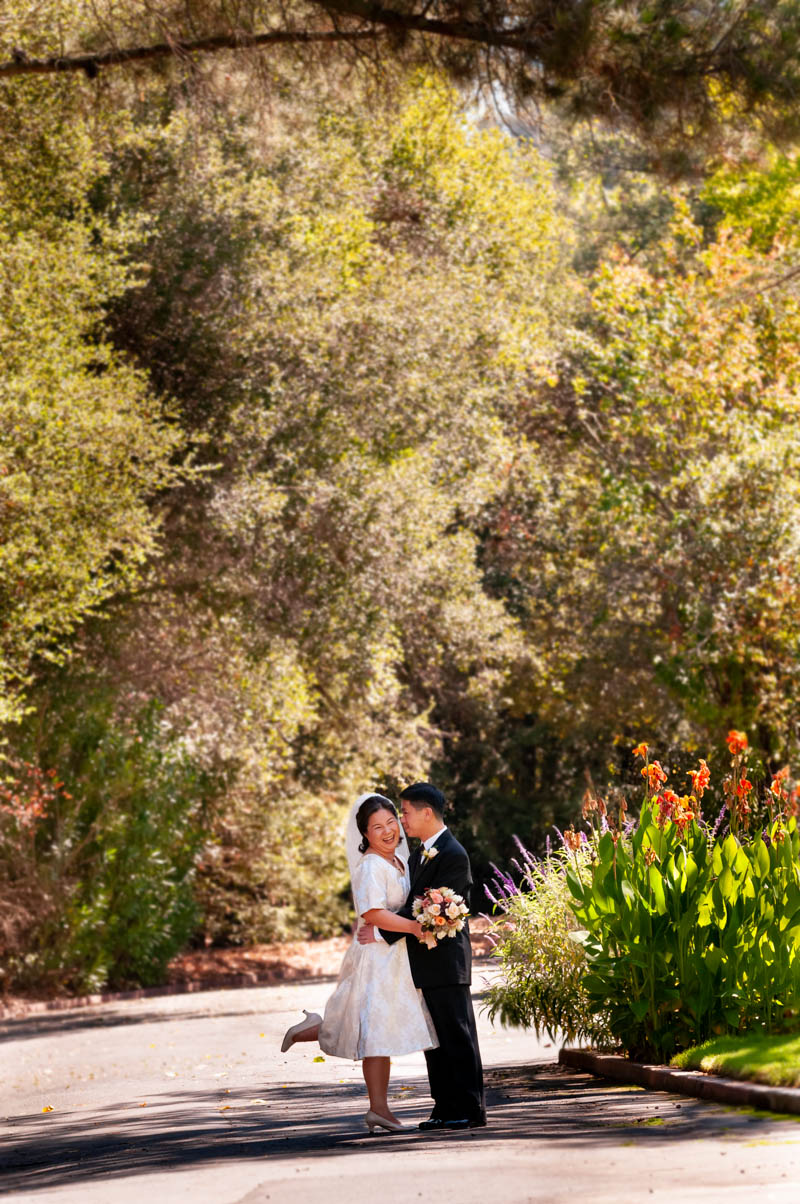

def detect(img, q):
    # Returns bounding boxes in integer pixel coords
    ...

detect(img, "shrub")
[483,842,612,1046]
[0,697,215,994]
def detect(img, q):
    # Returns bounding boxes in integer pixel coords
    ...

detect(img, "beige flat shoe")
[280,1009,322,1052]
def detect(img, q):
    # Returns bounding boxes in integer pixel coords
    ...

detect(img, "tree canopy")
[2,36,800,992]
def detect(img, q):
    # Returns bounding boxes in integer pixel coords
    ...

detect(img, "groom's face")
[400,799,426,838]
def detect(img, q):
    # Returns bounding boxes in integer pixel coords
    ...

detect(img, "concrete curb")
[559,1047,800,1116]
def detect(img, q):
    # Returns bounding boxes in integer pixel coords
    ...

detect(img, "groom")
[358,782,486,1130]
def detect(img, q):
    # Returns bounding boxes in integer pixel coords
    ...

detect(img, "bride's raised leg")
[280,1009,322,1052]
[291,1023,320,1042]
[362,1056,401,1126]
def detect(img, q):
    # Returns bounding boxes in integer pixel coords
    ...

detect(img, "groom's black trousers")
[422,985,486,1122]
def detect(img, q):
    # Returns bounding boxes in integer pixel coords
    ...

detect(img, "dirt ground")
[167,917,495,989]
[1,919,496,1015]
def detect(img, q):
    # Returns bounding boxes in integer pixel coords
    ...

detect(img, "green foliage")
[78,68,571,940]
[0,76,184,729]
[483,847,612,1046]
[478,208,800,806]
[704,152,800,250]
[1,694,213,993]
[567,743,800,1059]
[5,28,800,991]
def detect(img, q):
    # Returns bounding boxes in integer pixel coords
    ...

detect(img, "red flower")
[736,777,753,798]
[632,742,649,760]
[726,730,749,756]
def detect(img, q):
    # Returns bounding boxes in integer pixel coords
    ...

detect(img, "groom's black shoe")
[418,1117,446,1131]
[443,1117,487,1130]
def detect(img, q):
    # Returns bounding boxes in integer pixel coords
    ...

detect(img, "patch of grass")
[672,1032,800,1088]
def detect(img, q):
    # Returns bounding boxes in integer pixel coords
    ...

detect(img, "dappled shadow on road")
[2,1064,796,1196]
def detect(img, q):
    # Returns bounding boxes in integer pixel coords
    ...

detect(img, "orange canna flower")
[642,760,668,791]
[736,777,753,798]
[726,730,749,756]
[632,742,649,760]
[688,759,711,798]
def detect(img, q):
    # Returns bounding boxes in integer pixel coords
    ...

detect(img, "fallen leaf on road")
[313,1055,325,1062]
[249,1098,268,1105]
[259,1032,265,1037]
[219,1105,232,1112]
[41,1106,54,1113]
[139,1103,147,1108]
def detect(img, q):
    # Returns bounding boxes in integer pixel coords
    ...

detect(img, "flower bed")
[487,733,800,1061]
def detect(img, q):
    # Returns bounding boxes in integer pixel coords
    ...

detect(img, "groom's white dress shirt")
[373,826,448,942]
[421,826,447,854]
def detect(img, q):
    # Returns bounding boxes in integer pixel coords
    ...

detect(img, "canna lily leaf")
[703,946,723,974]
[648,865,667,914]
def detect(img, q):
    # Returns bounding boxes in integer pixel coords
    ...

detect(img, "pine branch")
[0,26,386,80]
[319,0,532,50]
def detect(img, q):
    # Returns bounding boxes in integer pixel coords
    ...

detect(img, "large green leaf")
[703,946,723,974]
[721,834,740,867]
[648,865,667,915]
[718,866,736,902]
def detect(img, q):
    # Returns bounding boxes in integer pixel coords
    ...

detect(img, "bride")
[280,792,438,1132]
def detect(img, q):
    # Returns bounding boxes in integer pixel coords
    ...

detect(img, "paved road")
[2,971,800,1203]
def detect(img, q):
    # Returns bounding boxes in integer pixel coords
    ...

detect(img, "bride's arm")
[361,908,422,939]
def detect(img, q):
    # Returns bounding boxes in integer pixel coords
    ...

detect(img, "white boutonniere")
[421,847,438,862]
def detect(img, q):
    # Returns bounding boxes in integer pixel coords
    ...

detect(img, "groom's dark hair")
[400,782,446,818]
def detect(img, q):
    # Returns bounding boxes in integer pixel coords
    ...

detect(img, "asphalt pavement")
[3,970,800,1203]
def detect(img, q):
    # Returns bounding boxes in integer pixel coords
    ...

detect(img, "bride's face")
[365,808,401,857]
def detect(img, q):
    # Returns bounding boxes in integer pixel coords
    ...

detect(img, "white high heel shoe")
[365,1110,404,1133]
[280,1009,322,1052]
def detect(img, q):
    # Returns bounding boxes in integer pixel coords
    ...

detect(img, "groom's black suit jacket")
[379,828,473,989]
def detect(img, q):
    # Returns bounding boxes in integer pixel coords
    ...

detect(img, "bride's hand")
[411,921,424,941]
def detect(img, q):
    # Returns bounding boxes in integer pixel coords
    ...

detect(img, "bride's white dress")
[318,853,439,1060]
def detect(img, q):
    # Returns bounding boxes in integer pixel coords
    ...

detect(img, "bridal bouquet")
[413,887,469,950]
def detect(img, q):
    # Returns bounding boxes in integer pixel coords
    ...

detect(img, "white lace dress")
[318,853,439,1060]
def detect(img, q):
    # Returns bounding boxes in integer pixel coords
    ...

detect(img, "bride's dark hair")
[356,796,399,854]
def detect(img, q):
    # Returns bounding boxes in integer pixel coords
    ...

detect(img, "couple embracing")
[281,783,486,1134]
